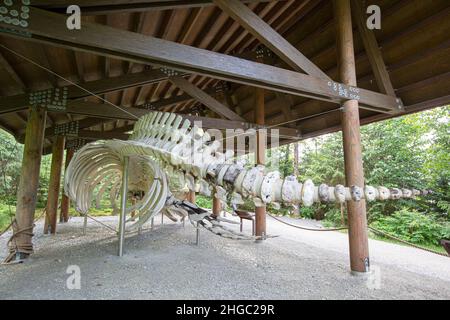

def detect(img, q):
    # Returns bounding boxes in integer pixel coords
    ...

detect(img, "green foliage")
[298,206,316,219]
[272,106,449,246]
[371,209,450,246]
[0,131,22,206]
[322,207,345,228]
[0,203,15,231]
[298,134,346,186]
[196,195,212,209]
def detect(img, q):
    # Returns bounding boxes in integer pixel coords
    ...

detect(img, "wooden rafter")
[0,69,173,114]
[214,0,330,79]
[351,0,396,97]
[0,7,401,113]
[169,76,245,121]
[32,0,277,15]
[51,100,300,137]
[0,52,27,91]
[77,130,130,141]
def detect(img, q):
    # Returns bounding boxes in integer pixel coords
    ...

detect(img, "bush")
[323,206,346,227]
[0,203,15,231]
[299,206,316,219]
[195,195,212,209]
[371,208,450,246]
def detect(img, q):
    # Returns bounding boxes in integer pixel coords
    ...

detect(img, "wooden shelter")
[0,0,448,271]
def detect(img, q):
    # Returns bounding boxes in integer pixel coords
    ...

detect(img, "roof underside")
[0,0,449,153]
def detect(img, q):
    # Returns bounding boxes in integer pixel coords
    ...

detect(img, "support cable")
[267,213,448,257]
[267,212,349,231]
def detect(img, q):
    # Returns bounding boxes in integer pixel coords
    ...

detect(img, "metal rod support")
[83,213,88,236]
[196,222,200,246]
[117,156,129,257]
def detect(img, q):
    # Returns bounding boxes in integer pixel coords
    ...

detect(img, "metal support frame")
[117,156,129,257]
[83,213,88,236]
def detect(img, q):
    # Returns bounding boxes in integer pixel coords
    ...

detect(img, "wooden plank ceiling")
[0,0,449,153]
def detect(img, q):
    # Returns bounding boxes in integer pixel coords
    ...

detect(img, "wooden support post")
[118,156,129,257]
[5,107,46,261]
[293,143,299,176]
[334,0,370,273]
[44,135,66,234]
[212,197,221,217]
[255,86,266,240]
[188,191,196,204]
[59,148,74,223]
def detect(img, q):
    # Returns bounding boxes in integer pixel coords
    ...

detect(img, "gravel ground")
[0,215,449,300]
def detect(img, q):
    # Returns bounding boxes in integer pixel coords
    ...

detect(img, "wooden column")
[59,148,74,223]
[255,86,266,239]
[212,197,221,217]
[188,191,196,204]
[334,0,370,273]
[44,135,66,234]
[7,107,46,260]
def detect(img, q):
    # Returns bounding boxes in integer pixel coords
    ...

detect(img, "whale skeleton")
[65,111,429,240]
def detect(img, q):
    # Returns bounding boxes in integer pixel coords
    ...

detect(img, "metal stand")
[151,217,154,230]
[117,156,129,257]
[83,213,88,235]
[161,212,164,225]
[196,222,200,245]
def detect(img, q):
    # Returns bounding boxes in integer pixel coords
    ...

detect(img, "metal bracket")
[327,81,361,101]
[54,121,79,137]
[255,45,274,60]
[395,97,405,112]
[0,0,31,37]
[160,67,181,77]
[214,81,231,94]
[29,87,68,112]
[141,102,156,110]
[66,138,86,151]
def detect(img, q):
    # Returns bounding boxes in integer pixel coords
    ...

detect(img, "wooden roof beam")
[0,7,401,113]
[0,69,172,115]
[77,130,130,141]
[57,100,301,138]
[32,0,278,15]
[214,0,330,79]
[17,117,111,141]
[300,95,450,140]
[0,52,27,91]
[168,76,245,121]
[351,0,396,97]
